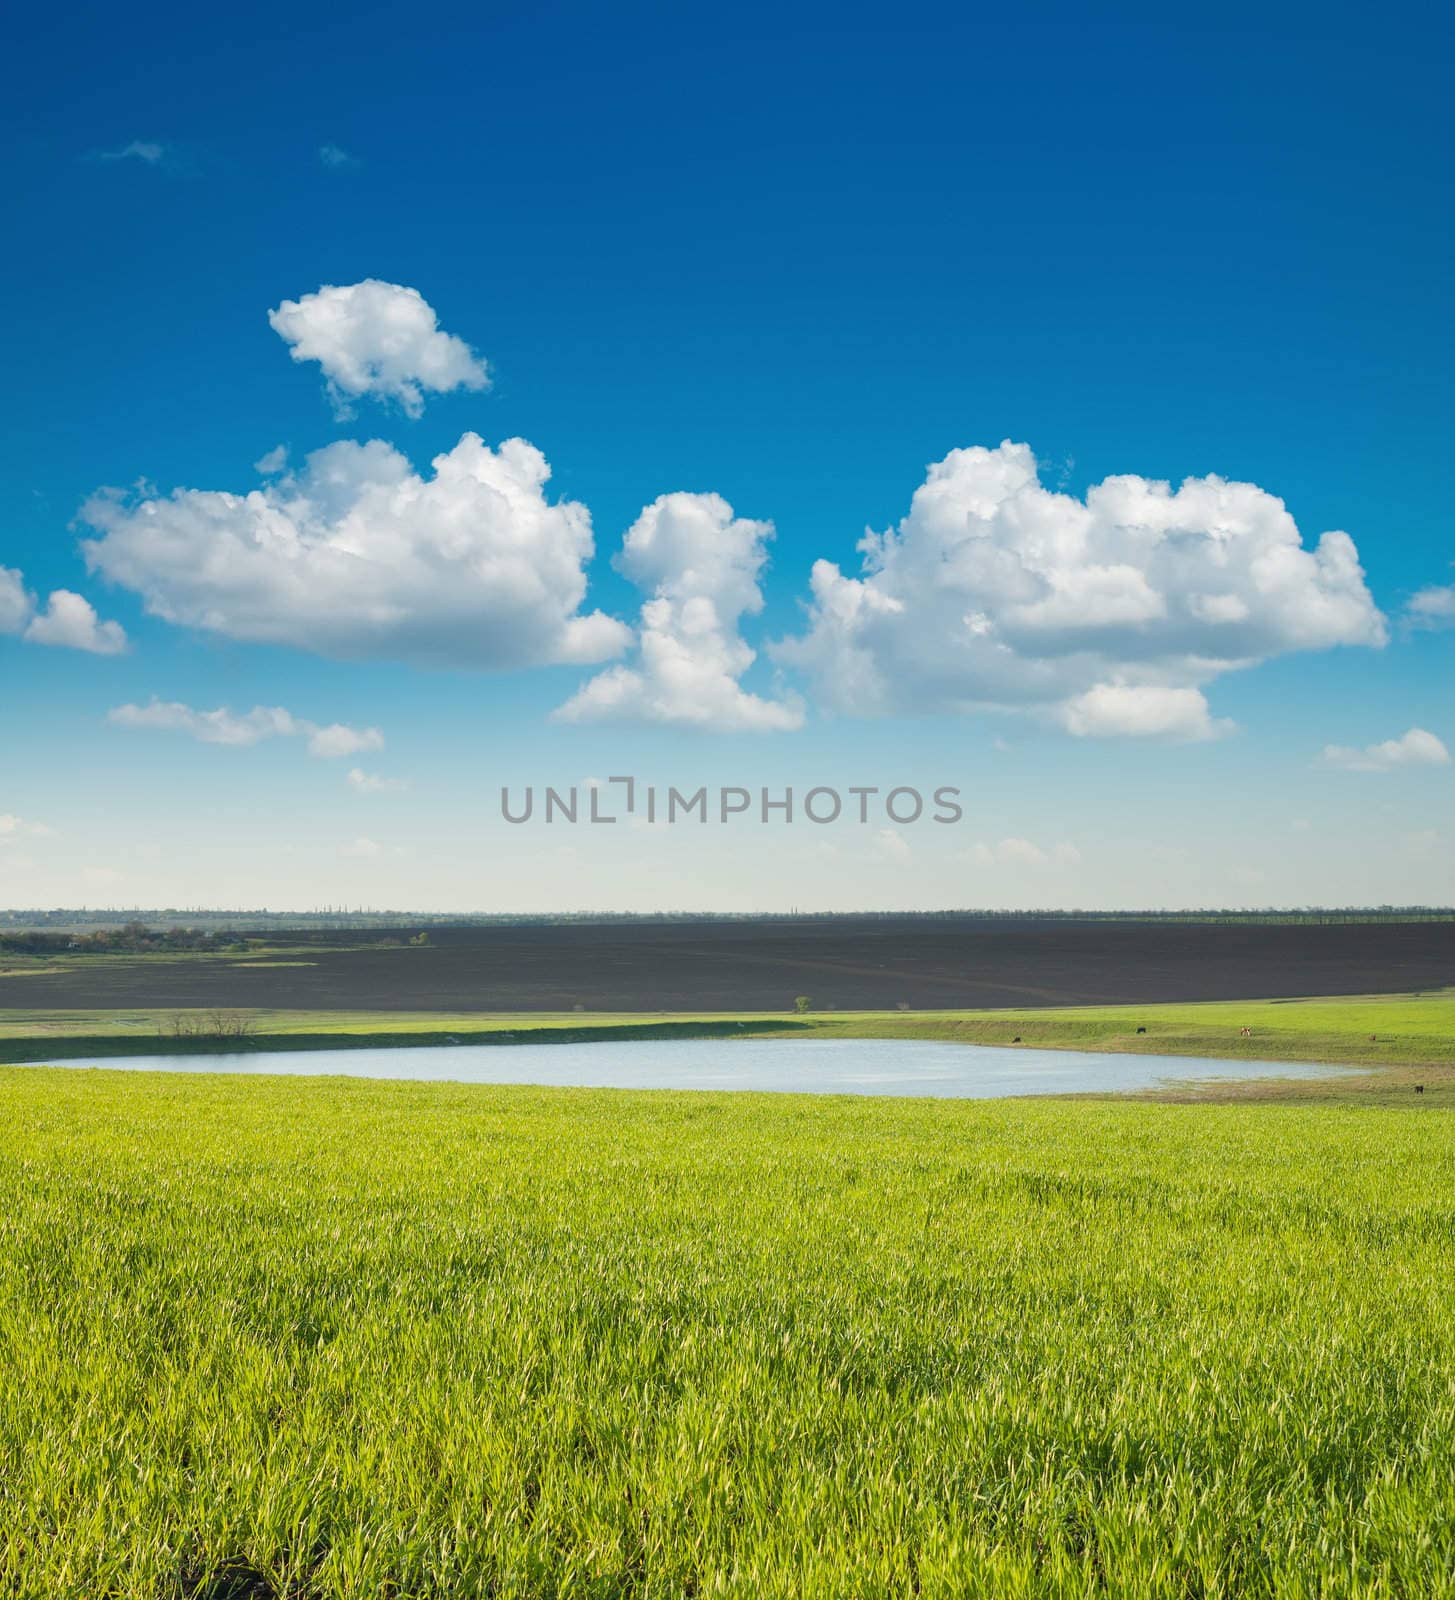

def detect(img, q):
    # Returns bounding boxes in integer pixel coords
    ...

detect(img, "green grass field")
[2,1067,1453,1596]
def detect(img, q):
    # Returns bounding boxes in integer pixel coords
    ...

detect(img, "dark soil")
[4,918,1453,1013]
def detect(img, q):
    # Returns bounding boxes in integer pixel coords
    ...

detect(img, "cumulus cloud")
[108,699,383,758]
[774,441,1386,737]
[24,590,128,655]
[0,566,127,655]
[1319,727,1450,772]
[318,143,358,169]
[1059,684,1230,741]
[81,435,629,669]
[253,444,288,475]
[268,280,489,417]
[555,491,803,731]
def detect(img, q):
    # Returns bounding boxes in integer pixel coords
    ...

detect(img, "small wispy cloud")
[318,143,359,169]
[0,815,55,845]
[873,827,911,864]
[967,838,1081,869]
[1406,582,1455,631]
[307,723,385,759]
[95,140,168,166]
[1319,728,1450,773]
[108,699,383,759]
[347,768,408,794]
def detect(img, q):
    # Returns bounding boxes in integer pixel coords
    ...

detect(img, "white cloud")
[968,837,1081,869]
[267,280,489,417]
[0,815,54,845]
[318,143,358,169]
[306,723,384,759]
[81,435,629,670]
[109,699,383,758]
[555,492,803,731]
[0,568,29,634]
[775,441,1386,737]
[873,827,912,863]
[1320,727,1450,772]
[110,701,295,746]
[347,767,409,793]
[97,140,165,165]
[1407,584,1455,629]
[23,590,128,655]
[0,567,127,655]
[1059,684,1229,741]
[253,444,288,475]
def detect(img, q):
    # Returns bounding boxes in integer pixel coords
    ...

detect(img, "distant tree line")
[0,921,242,956]
[3,906,1455,941]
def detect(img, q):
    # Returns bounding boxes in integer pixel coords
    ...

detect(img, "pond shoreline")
[17,1036,1359,1101]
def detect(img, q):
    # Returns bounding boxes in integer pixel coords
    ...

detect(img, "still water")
[42,1037,1350,1098]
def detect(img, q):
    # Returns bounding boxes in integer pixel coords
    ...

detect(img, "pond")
[35,1037,1352,1098]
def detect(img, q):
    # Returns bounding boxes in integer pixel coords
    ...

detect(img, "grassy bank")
[805,993,1455,1101]
[1,1068,1452,1596]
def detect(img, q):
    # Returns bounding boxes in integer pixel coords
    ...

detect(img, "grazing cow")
[1239,1026,1252,1037]
[1415,1084,1425,1094]
[1012,1036,1022,1044]
[1136,1026,1147,1034]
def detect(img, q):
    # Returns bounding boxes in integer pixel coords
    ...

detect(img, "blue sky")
[2,0,1452,911]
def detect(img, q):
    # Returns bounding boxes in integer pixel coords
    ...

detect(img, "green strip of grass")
[1,1068,1451,1596]
[0,1016,812,1065]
